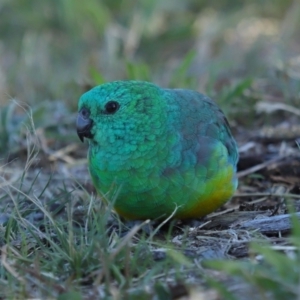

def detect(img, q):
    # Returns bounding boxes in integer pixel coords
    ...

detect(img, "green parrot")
[77,81,238,220]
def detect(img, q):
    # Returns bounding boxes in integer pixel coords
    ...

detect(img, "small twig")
[239,212,300,233]
[149,206,179,241]
[48,143,78,164]
[1,245,26,284]
[233,192,300,199]
[194,220,212,229]
[207,197,268,219]
[237,155,286,178]
[256,101,300,117]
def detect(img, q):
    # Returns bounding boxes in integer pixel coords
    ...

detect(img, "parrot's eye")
[81,107,90,119]
[104,101,120,114]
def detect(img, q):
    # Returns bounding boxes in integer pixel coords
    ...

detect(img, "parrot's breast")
[89,147,237,220]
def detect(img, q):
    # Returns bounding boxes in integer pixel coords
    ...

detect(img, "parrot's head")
[77,81,167,147]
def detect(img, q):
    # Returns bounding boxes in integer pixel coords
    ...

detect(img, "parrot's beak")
[76,108,93,142]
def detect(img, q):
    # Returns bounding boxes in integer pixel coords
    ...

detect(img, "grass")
[206,204,300,300]
[1,0,300,299]
[0,153,202,299]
